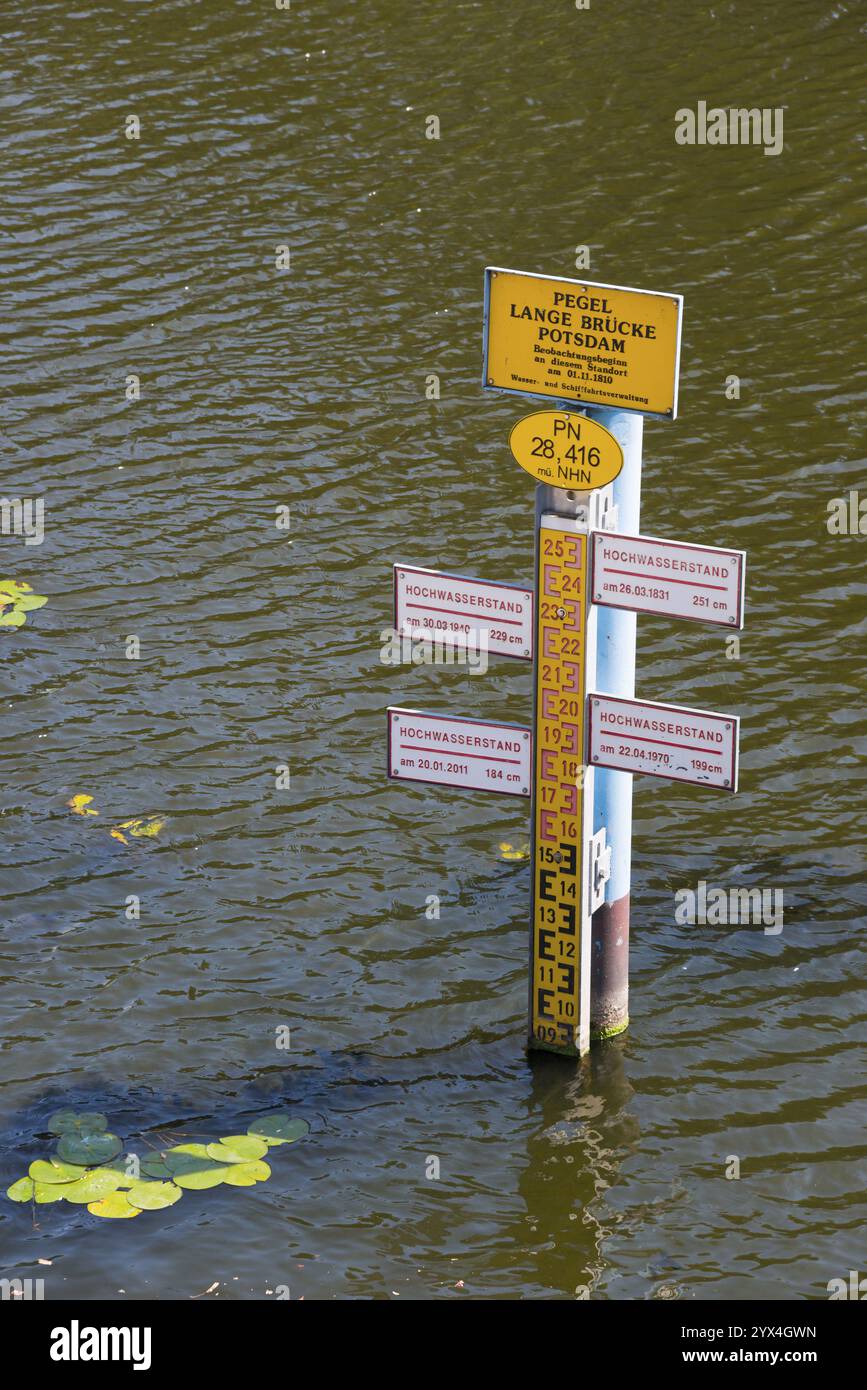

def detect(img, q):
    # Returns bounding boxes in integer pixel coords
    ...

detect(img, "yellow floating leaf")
[109,829,129,844]
[0,581,47,630]
[498,841,530,862]
[67,794,99,817]
[115,816,165,838]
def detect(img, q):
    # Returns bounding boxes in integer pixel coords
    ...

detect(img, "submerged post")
[585,407,643,1040]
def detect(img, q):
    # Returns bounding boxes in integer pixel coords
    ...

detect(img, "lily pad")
[34,1182,66,1204]
[29,1157,86,1185]
[140,1157,173,1179]
[207,1135,268,1163]
[7,1177,34,1202]
[87,1191,140,1219]
[172,1165,228,1191]
[126,1180,182,1210]
[48,1109,83,1134]
[62,1169,125,1204]
[248,1115,310,1146]
[162,1147,228,1183]
[56,1132,122,1166]
[163,1143,212,1168]
[47,1109,108,1135]
[0,609,26,627]
[221,1159,271,1187]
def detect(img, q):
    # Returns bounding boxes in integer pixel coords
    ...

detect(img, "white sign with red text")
[591,531,745,628]
[394,564,533,660]
[587,693,739,791]
[387,708,531,796]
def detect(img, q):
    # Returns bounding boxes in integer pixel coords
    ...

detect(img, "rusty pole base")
[590,893,629,1040]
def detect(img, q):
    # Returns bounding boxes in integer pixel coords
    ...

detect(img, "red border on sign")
[386,706,532,797]
[590,532,745,630]
[586,692,739,792]
[393,564,534,661]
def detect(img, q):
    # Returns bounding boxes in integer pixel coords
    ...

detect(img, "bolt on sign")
[591,532,746,628]
[509,410,624,489]
[530,514,594,1056]
[483,267,684,419]
[587,694,739,791]
[387,708,531,796]
[393,564,533,660]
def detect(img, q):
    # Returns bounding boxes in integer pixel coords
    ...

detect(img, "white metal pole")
[584,407,643,1039]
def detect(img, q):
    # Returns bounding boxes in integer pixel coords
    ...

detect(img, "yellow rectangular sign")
[484,267,683,419]
[530,522,590,1054]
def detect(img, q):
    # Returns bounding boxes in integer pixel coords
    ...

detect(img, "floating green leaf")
[163,1143,212,1168]
[140,1157,172,1179]
[103,1161,138,1187]
[221,1159,270,1187]
[87,1191,140,1219]
[172,1165,227,1191]
[8,1106,309,1217]
[126,1180,182,1211]
[7,1177,34,1202]
[62,1169,125,1204]
[47,1109,108,1135]
[29,1157,86,1185]
[248,1115,310,1146]
[162,1146,229,1186]
[72,1110,108,1133]
[47,1109,81,1134]
[207,1135,268,1163]
[34,1182,66,1203]
[0,580,48,629]
[56,1132,122,1166]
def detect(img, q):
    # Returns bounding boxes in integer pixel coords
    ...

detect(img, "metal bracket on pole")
[588,827,611,915]
[590,485,618,533]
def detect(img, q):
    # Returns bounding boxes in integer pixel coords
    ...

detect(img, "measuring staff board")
[393,564,533,660]
[530,517,593,1055]
[387,708,531,796]
[587,694,739,791]
[591,532,746,628]
[483,267,684,419]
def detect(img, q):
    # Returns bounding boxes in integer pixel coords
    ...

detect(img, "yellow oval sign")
[508,411,623,489]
